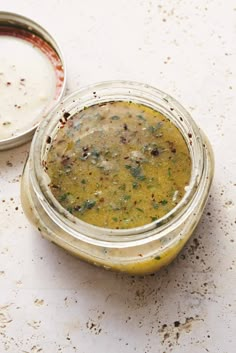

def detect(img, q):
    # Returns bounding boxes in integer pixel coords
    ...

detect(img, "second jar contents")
[46,101,192,229]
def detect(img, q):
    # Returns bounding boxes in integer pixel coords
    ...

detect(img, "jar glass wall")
[21,81,214,275]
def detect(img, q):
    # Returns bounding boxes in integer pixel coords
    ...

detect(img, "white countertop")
[0,1,235,352]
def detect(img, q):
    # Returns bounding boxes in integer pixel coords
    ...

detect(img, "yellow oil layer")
[64,240,187,275]
[21,166,185,276]
[46,101,191,229]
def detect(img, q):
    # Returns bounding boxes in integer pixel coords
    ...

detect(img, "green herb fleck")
[130,166,141,178]
[148,122,162,133]
[132,166,141,177]
[119,184,126,191]
[91,149,100,158]
[153,202,159,209]
[112,217,118,222]
[151,216,158,222]
[125,165,146,180]
[124,195,131,201]
[132,182,139,189]
[137,114,146,121]
[154,255,161,260]
[160,199,168,205]
[147,126,156,133]
[66,206,73,213]
[168,168,172,177]
[81,179,86,184]
[79,200,96,213]
[137,175,146,181]
[136,207,144,213]
[59,193,70,201]
[111,115,120,120]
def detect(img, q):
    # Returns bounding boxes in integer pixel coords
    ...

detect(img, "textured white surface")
[0,1,236,352]
[0,34,57,139]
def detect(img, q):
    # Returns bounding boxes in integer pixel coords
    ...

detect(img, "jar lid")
[0,12,66,150]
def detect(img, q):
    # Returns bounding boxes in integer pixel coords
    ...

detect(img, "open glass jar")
[21,81,214,275]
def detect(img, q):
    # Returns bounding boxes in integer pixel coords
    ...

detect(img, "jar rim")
[29,80,205,245]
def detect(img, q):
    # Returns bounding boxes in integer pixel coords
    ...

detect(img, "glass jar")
[21,81,214,275]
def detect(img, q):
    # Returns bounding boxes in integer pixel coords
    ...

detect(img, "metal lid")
[0,12,66,150]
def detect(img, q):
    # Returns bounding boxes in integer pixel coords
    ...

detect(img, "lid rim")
[0,11,67,151]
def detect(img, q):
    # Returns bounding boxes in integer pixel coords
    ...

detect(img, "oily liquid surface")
[46,101,191,229]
